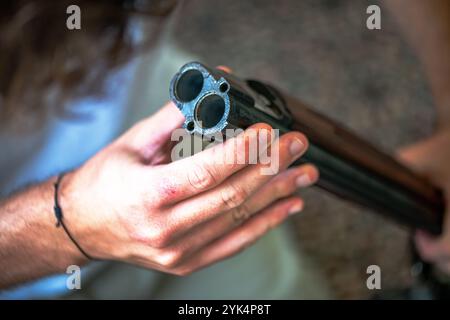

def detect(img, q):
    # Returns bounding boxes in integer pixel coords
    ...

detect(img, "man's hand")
[61,102,317,276]
[398,128,450,273]
[385,0,450,274]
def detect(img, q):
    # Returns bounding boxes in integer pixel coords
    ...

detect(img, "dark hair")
[0,0,176,130]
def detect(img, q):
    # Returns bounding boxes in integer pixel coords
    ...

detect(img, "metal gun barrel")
[170,62,445,235]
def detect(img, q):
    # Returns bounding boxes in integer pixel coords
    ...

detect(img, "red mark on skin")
[165,187,177,196]
[158,179,179,201]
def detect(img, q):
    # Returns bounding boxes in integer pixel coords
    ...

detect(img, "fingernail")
[289,138,304,157]
[288,202,303,215]
[296,174,311,187]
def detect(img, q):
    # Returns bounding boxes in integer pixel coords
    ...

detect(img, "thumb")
[123,101,185,151]
[396,144,422,171]
[396,138,436,173]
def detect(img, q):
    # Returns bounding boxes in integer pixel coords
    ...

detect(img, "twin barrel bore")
[172,67,229,131]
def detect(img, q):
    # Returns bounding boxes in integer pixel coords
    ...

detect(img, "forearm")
[0,177,86,289]
[383,0,450,127]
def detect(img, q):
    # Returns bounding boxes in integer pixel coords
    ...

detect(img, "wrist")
[56,171,94,263]
[0,178,88,288]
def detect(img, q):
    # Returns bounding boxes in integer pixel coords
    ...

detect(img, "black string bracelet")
[54,173,93,260]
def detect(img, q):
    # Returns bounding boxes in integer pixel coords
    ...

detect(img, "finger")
[415,230,450,263]
[172,196,303,275]
[396,143,429,172]
[153,123,274,204]
[216,65,233,74]
[228,164,318,225]
[159,165,317,264]
[166,131,308,237]
[396,134,449,180]
[122,102,184,157]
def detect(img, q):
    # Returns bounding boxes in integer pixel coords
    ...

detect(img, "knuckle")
[145,225,174,248]
[188,163,217,190]
[156,249,184,268]
[274,178,294,198]
[231,203,252,225]
[220,183,249,210]
[173,268,193,277]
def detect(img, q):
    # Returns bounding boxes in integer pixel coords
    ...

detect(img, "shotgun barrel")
[169,62,445,235]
